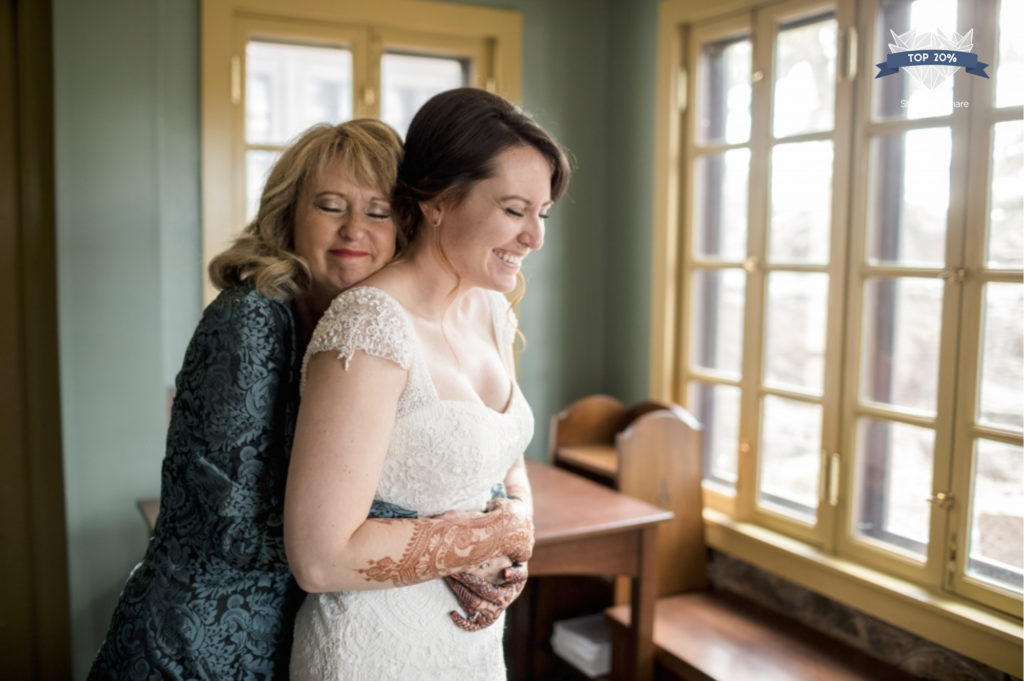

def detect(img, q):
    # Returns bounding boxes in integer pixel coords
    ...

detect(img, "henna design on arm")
[356,499,533,586]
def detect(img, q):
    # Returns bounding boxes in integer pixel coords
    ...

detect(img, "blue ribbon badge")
[876,49,989,79]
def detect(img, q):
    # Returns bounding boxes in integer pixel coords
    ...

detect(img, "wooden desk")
[138,461,672,680]
[525,459,673,681]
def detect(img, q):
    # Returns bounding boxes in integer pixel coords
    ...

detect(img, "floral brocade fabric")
[87,287,415,681]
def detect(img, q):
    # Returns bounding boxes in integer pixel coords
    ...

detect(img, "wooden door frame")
[0,0,71,677]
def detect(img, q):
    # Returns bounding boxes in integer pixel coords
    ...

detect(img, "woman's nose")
[338,212,366,238]
[520,217,544,250]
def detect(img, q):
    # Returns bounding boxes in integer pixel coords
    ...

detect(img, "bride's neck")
[390,245,471,321]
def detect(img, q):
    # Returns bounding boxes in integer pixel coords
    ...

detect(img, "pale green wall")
[605,0,659,401]
[55,1,202,676]
[53,0,657,677]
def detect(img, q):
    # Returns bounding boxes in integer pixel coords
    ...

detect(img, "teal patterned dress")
[87,286,415,681]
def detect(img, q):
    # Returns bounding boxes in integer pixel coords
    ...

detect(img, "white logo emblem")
[887,28,974,89]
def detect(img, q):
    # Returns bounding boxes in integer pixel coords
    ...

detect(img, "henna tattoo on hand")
[446,565,528,632]
[357,499,533,586]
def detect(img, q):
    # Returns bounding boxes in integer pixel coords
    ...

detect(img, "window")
[655,0,1021,673]
[201,0,521,303]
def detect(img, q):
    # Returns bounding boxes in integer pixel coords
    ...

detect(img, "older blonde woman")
[86,119,403,681]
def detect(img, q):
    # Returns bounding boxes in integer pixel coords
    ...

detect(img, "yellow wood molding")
[705,509,1024,677]
[201,0,233,305]
[649,0,686,402]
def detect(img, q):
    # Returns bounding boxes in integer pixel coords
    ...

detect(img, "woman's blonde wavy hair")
[209,119,404,301]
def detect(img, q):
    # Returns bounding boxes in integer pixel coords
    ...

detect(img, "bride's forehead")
[478,148,552,194]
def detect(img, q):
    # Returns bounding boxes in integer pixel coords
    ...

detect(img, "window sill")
[703,509,1023,677]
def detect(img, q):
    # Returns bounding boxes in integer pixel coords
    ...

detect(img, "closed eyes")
[316,202,392,220]
[505,207,550,220]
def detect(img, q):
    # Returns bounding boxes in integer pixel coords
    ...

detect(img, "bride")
[285,87,571,680]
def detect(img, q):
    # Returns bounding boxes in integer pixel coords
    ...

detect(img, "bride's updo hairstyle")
[391,88,571,291]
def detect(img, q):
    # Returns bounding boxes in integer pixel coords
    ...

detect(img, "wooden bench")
[605,591,923,681]
[549,394,922,681]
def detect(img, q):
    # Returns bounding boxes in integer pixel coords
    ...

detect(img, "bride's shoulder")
[305,284,416,381]
[322,285,407,326]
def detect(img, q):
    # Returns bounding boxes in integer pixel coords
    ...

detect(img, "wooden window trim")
[654,0,1023,673]
[200,0,521,304]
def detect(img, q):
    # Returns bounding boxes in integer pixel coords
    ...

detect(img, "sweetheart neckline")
[353,285,518,416]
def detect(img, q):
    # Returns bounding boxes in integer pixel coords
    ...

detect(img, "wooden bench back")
[617,408,707,595]
[549,395,708,596]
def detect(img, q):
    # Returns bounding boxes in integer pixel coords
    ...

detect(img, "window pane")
[694,149,750,260]
[758,396,821,520]
[867,128,951,267]
[764,272,828,394]
[861,277,943,413]
[246,40,353,146]
[996,0,1024,108]
[381,52,468,138]
[697,36,752,145]
[769,141,833,264]
[772,13,837,138]
[247,72,273,143]
[978,282,1024,430]
[968,439,1023,592]
[246,149,280,224]
[872,0,957,120]
[689,381,741,489]
[987,120,1024,269]
[690,268,745,377]
[853,418,933,557]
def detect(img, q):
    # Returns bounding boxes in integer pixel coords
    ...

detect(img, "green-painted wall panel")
[605,0,659,403]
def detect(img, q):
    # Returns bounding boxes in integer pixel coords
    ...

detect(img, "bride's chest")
[411,320,511,414]
[376,396,533,513]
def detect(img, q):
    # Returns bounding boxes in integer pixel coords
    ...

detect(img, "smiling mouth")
[330,249,368,258]
[495,250,523,267]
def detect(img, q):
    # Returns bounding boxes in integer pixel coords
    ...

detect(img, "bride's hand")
[463,554,515,584]
[482,497,534,564]
[445,560,529,631]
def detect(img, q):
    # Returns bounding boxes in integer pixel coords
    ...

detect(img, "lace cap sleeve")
[302,286,414,391]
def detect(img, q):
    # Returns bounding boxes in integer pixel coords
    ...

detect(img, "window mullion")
[837,0,877,567]
[925,4,976,593]
[229,22,248,286]
[818,0,857,556]
[352,29,376,120]
[736,6,773,522]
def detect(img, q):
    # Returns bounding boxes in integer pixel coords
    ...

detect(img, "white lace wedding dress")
[289,286,533,681]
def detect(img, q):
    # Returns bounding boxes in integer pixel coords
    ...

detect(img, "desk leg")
[629,525,659,681]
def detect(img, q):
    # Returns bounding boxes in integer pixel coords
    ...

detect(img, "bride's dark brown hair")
[391,88,572,316]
